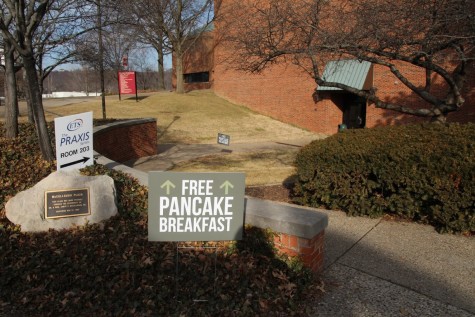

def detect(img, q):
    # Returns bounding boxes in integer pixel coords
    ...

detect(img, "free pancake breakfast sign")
[148,172,245,242]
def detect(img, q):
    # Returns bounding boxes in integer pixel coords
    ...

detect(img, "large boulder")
[6,170,117,232]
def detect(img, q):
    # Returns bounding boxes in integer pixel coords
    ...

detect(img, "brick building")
[172,28,215,92]
[174,4,475,135]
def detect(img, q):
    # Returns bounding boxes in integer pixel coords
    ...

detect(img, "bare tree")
[131,47,158,90]
[128,0,218,94]
[0,11,20,138]
[1,0,90,149]
[102,22,137,74]
[0,0,55,160]
[75,0,137,117]
[227,0,474,122]
[123,0,170,91]
[2,41,20,138]
[73,0,109,118]
[170,0,217,94]
[34,0,92,95]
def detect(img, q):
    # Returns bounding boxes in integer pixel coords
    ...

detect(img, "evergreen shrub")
[0,123,56,215]
[293,123,475,233]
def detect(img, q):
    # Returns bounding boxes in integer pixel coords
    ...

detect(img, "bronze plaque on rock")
[45,188,90,219]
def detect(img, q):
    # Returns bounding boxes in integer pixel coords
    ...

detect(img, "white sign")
[54,112,93,171]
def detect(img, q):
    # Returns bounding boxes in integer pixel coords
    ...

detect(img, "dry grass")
[12,90,325,185]
[39,90,319,144]
[172,150,299,186]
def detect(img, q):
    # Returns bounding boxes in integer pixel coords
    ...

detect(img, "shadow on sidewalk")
[316,217,475,315]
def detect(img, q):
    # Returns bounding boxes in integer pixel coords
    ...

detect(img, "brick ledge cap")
[93,118,156,135]
[245,197,328,239]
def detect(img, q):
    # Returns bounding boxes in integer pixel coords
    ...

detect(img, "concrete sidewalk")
[119,140,474,316]
[312,209,474,316]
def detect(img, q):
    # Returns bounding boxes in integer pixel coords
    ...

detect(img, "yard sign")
[54,111,93,171]
[148,172,245,242]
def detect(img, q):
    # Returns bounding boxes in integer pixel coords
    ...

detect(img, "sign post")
[148,172,245,242]
[149,172,245,301]
[118,71,138,102]
[54,112,94,171]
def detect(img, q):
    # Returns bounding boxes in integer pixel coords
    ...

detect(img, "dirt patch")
[172,150,299,186]
[245,184,293,203]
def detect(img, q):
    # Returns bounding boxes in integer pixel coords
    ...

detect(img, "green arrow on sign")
[161,180,175,195]
[220,180,234,195]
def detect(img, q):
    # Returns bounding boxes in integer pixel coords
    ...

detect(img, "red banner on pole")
[118,71,137,95]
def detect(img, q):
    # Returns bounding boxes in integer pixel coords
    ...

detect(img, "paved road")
[0,96,100,118]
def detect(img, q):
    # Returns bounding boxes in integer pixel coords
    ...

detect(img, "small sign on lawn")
[217,133,230,146]
[148,172,245,242]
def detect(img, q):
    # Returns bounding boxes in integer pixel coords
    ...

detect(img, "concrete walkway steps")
[129,137,317,172]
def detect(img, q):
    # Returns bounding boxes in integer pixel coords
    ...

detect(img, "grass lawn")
[37,90,325,185]
[40,90,321,144]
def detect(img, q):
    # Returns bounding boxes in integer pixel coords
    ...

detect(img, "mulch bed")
[245,185,293,203]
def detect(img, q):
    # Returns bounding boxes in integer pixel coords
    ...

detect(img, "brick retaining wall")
[245,197,328,273]
[93,118,158,163]
[274,231,325,273]
[93,122,328,273]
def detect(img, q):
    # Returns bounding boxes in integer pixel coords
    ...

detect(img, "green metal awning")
[317,60,372,91]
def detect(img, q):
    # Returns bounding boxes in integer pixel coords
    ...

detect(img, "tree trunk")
[85,68,89,95]
[23,53,55,161]
[23,70,35,123]
[3,41,19,138]
[175,53,185,94]
[98,0,107,119]
[156,46,166,90]
[38,75,45,95]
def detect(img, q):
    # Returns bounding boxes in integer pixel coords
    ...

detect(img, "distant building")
[172,26,215,92]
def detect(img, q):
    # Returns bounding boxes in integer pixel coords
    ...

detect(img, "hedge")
[0,123,56,216]
[293,123,475,234]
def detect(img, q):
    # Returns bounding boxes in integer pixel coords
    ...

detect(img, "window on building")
[184,72,209,83]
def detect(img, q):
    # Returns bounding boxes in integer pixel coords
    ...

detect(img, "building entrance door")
[342,94,366,129]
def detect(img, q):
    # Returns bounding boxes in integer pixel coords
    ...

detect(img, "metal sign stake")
[174,242,219,302]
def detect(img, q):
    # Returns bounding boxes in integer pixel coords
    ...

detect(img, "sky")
[47,46,172,72]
